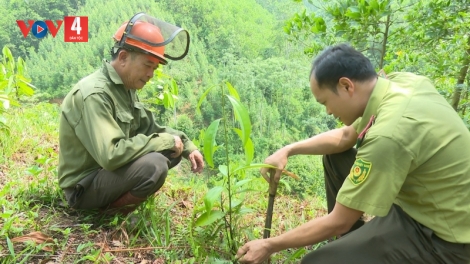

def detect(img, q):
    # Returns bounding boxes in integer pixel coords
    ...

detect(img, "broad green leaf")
[203,119,221,168]
[232,163,277,174]
[227,95,251,145]
[345,6,361,19]
[18,76,36,88]
[315,17,327,33]
[233,128,243,143]
[17,80,35,96]
[6,76,14,94]
[235,188,258,195]
[196,85,215,114]
[244,137,254,165]
[226,81,240,101]
[17,58,24,76]
[204,186,224,214]
[370,0,379,10]
[238,207,256,215]
[163,92,170,109]
[286,248,306,262]
[195,210,225,227]
[2,100,9,109]
[171,79,179,95]
[7,236,15,258]
[232,128,254,164]
[219,165,228,177]
[2,46,13,64]
[235,179,253,188]
[232,199,242,208]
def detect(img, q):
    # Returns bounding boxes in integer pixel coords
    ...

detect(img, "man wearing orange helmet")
[58,13,203,215]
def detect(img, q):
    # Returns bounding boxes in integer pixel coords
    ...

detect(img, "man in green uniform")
[236,44,470,263]
[58,13,204,215]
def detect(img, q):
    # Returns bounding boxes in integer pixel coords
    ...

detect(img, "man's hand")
[260,148,289,183]
[188,150,204,173]
[236,239,274,264]
[171,136,184,158]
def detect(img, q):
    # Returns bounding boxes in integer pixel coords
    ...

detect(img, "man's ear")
[338,77,355,95]
[118,49,130,63]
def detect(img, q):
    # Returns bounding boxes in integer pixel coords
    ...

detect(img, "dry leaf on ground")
[11,231,55,252]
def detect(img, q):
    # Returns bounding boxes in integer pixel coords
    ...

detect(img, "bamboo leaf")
[203,119,221,168]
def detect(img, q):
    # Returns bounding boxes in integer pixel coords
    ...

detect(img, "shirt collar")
[101,59,124,85]
[355,77,390,134]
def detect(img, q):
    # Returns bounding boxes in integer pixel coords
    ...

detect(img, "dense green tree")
[284,0,470,126]
[403,0,470,114]
[158,0,277,64]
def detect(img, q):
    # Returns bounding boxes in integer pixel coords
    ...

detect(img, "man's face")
[120,52,160,90]
[310,76,357,126]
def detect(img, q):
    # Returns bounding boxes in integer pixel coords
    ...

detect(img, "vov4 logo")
[16,16,88,42]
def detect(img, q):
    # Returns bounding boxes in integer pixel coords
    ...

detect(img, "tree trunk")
[451,37,470,111]
[461,89,469,116]
[380,14,391,69]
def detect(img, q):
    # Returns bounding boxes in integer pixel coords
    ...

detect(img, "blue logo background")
[31,21,48,38]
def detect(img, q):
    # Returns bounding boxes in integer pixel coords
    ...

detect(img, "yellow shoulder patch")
[349,158,372,185]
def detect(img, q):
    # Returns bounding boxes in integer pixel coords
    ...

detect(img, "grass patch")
[0,103,327,263]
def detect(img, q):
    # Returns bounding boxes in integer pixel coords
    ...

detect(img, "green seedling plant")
[140,64,179,113]
[0,46,35,134]
[193,81,276,260]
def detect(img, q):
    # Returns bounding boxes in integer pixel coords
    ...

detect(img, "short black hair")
[310,44,377,93]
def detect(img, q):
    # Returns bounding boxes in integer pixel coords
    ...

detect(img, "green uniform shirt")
[58,60,198,189]
[338,72,470,243]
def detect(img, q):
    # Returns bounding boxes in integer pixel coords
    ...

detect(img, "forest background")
[1,0,469,263]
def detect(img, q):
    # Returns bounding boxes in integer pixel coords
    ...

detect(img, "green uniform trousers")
[64,151,180,209]
[301,149,470,263]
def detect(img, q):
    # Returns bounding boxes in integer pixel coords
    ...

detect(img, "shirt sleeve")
[74,93,177,171]
[134,102,198,158]
[337,135,413,216]
[149,122,198,158]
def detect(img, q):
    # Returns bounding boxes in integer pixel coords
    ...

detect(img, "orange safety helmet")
[112,13,190,65]
[113,21,166,64]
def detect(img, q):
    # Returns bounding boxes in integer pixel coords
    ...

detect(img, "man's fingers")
[236,244,248,259]
[196,156,204,172]
[189,154,196,169]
